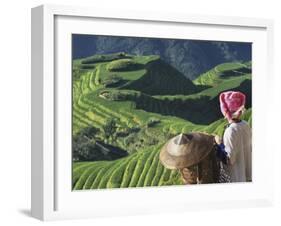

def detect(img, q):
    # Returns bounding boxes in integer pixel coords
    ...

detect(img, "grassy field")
[72,53,252,190]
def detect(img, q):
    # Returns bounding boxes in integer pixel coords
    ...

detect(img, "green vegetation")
[107,59,143,72]
[81,52,130,64]
[194,61,251,87]
[73,126,127,162]
[122,59,199,95]
[72,52,252,190]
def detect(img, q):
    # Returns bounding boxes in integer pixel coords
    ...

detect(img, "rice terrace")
[72,35,252,190]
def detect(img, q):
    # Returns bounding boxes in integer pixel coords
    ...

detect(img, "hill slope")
[73,35,252,80]
[194,61,251,87]
[73,110,251,190]
[72,53,252,190]
[122,59,199,95]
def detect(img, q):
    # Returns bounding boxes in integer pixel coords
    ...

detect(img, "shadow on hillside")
[134,79,252,124]
[120,59,200,96]
[73,131,128,162]
[221,67,252,77]
[104,79,130,88]
[195,84,213,92]
[108,63,144,72]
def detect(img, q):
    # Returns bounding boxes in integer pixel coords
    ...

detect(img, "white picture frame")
[31,4,274,221]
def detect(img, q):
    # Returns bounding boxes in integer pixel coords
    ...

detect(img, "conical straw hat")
[159,133,214,169]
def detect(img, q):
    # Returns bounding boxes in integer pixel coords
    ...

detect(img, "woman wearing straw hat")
[159,90,251,184]
[215,91,252,182]
[159,132,220,184]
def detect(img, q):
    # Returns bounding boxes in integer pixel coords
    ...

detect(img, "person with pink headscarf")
[215,91,252,182]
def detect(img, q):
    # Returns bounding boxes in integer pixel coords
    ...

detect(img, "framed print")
[31,4,274,221]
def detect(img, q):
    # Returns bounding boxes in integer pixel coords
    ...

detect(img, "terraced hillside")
[73,111,251,189]
[72,52,252,190]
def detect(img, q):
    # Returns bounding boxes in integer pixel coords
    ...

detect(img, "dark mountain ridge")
[73,35,252,80]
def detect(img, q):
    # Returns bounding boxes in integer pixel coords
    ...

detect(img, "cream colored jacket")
[223,120,252,182]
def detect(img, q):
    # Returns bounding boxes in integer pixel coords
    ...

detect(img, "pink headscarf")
[219,91,246,122]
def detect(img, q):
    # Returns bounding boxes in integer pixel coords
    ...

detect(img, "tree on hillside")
[102,119,117,144]
[80,126,99,140]
[73,126,100,161]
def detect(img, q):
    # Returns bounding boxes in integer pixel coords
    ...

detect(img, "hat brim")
[159,143,192,169]
[159,133,214,169]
